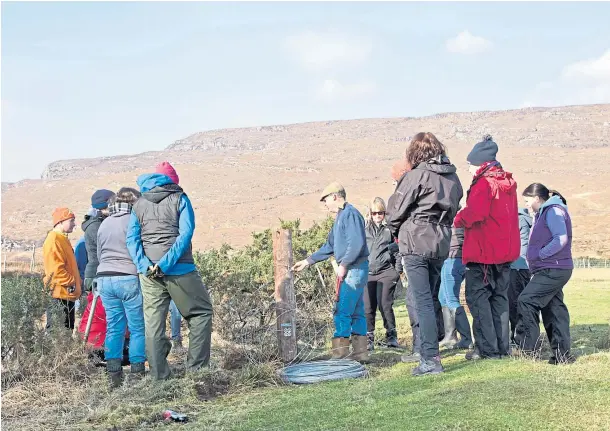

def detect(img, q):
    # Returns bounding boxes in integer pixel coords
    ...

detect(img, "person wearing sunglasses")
[364,197,402,351]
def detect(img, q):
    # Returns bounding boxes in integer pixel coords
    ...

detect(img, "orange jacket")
[43,230,82,301]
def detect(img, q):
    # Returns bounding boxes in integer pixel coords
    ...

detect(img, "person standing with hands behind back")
[293,182,370,362]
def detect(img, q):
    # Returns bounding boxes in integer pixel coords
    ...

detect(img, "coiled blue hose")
[280,359,368,385]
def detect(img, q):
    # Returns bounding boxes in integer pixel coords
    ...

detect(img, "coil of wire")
[280,359,368,385]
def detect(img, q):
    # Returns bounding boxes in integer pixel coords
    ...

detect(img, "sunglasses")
[371,211,386,216]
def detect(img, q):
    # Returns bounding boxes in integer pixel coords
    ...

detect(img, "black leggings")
[364,269,399,337]
[46,299,76,330]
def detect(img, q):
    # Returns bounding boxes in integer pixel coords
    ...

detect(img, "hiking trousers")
[402,255,444,361]
[364,269,399,337]
[465,263,510,358]
[509,269,531,342]
[514,269,572,358]
[140,271,213,380]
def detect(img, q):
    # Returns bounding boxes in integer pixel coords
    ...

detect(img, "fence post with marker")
[272,228,297,363]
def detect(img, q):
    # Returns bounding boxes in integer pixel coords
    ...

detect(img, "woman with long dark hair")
[387,132,463,376]
[514,184,575,364]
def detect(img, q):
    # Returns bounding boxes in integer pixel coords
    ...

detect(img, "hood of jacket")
[136,173,183,204]
[518,207,533,226]
[475,164,517,194]
[539,195,568,212]
[414,155,457,176]
[82,214,104,231]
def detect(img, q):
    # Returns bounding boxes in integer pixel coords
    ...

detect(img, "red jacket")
[78,292,107,349]
[454,163,520,265]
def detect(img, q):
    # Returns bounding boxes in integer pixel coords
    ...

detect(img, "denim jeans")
[169,300,182,341]
[98,275,146,364]
[439,258,466,309]
[334,260,369,338]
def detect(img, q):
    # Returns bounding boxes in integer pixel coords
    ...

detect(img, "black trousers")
[514,269,572,357]
[433,276,444,340]
[364,269,399,337]
[402,255,444,360]
[509,269,531,342]
[465,263,511,357]
[46,299,76,330]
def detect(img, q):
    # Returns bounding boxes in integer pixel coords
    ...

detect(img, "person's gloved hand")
[146,265,164,279]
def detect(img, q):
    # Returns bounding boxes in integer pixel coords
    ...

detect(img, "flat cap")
[320,182,345,201]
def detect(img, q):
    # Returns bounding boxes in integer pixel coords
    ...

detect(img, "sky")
[2,1,609,182]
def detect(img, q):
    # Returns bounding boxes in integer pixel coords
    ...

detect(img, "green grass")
[2,270,610,430]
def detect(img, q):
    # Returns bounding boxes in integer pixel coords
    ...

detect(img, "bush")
[195,218,338,365]
[1,274,91,388]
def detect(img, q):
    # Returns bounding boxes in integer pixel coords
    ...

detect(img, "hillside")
[2,104,610,257]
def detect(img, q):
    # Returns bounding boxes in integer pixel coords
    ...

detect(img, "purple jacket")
[527,196,573,273]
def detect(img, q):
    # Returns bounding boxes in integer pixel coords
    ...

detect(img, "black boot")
[366,332,375,352]
[439,307,458,349]
[465,345,481,361]
[411,356,444,376]
[455,307,473,349]
[385,329,401,348]
[107,358,124,388]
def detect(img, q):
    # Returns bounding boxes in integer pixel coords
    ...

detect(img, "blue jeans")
[439,258,466,309]
[98,275,146,364]
[334,261,369,338]
[169,300,182,341]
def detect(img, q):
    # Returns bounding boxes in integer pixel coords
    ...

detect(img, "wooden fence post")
[272,229,297,363]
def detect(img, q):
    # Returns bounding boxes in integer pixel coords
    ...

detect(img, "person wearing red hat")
[43,208,82,329]
[154,161,185,353]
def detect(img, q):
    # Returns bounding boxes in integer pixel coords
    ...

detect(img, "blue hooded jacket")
[74,236,88,282]
[126,173,196,276]
[511,207,533,270]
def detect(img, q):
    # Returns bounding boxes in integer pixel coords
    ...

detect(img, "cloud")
[284,30,372,72]
[315,79,376,103]
[446,30,493,55]
[522,49,610,107]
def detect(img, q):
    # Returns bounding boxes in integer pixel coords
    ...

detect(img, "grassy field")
[2,269,610,430]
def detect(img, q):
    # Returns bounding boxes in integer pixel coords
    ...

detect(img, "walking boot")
[454,307,473,349]
[411,356,444,376]
[439,307,458,349]
[106,358,124,389]
[366,332,375,351]
[465,345,481,361]
[126,362,146,383]
[331,337,350,359]
[384,329,401,348]
[350,335,370,362]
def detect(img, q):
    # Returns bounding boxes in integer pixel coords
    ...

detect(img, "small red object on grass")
[163,410,188,423]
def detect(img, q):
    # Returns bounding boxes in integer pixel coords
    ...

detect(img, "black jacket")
[365,222,402,275]
[82,214,106,279]
[448,227,465,259]
[387,156,464,260]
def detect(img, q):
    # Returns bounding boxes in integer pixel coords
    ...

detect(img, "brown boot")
[350,335,370,362]
[331,337,350,359]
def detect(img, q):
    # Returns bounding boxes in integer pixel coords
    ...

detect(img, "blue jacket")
[511,207,533,270]
[126,173,196,276]
[307,203,369,268]
[74,236,88,282]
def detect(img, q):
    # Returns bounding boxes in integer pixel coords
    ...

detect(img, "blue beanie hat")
[91,189,115,209]
[467,135,498,166]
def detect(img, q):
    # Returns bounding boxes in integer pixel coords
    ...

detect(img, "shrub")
[195,218,338,365]
[1,274,91,388]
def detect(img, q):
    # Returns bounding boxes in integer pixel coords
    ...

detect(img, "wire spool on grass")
[279,359,368,385]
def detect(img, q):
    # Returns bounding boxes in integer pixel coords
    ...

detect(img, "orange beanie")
[391,159,410,181]
[52,207,75,226]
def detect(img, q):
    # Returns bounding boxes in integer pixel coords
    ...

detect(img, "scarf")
[108,202,132,215]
